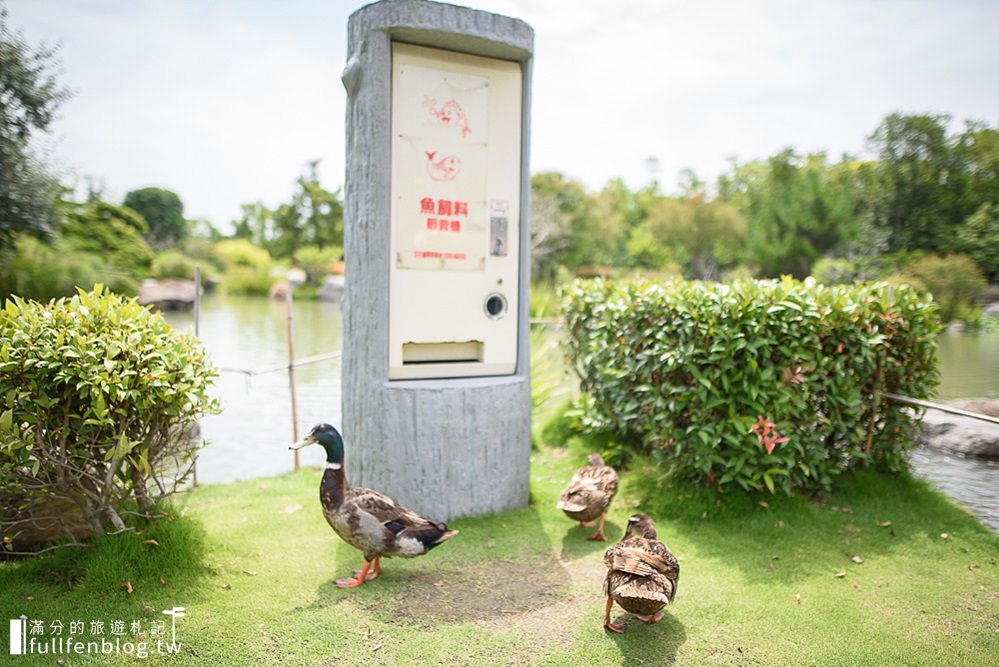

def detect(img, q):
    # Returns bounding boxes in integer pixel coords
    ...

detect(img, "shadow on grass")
[299,505,574,628]
[627,461,999,584]
[560,520,622,562]
[605,610,687,666]
[0,504,211,623]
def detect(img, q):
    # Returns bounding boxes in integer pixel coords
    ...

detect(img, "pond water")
[911,330,999,532]
[164,294,343,483]
[164,297,999,532]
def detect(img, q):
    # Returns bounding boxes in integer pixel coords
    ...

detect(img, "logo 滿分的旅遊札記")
[8,608,186,658]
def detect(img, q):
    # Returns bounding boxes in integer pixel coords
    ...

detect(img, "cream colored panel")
[389,43,522,380]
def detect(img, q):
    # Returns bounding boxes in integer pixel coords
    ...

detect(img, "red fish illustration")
[423,96,471,138]
[425,151,461,181]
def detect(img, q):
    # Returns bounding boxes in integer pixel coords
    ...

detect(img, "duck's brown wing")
[346,486,440,530]
[605,537,679,583]
[558,464,619,512]
[604,538,680,608]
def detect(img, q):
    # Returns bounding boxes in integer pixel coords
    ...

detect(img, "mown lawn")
[2,438,998,666]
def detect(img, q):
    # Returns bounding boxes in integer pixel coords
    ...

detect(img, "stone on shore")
[917,399,999,460]
[138,278,196,311]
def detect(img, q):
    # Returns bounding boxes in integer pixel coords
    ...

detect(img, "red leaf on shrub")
[765,435,789,454]
[782,366,806,385]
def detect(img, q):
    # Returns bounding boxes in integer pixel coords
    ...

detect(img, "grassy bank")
[2,439,998,666]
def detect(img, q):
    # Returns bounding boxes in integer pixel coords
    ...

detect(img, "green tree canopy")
[719,150,859,278]
[123,187,186,248]
[61,200,154,282]
[232,161,342,261]
[0,5,69,248]
[635,194,746,280]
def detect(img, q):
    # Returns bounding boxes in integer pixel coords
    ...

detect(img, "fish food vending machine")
[341,0,533,520]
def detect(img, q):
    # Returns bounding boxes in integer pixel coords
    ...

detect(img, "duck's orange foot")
[604,620,627,634]
[338,559,378,587]
[335,576,366,588]
[587,530,608,541]
[637,611,665,625]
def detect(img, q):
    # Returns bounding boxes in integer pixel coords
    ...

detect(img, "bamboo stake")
[192,265,201,487]
[882,392,999,427]
[286,284,300,471]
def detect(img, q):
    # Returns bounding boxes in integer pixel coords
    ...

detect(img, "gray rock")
[318,274,345,302]
[138,279,196,311]
[982,302,999,318]
[917,399,999,460]
[945,320,967,334]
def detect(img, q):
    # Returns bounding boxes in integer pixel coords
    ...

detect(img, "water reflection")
[935,331,999,400]
[164,294,343,483]
[908,446,999,533]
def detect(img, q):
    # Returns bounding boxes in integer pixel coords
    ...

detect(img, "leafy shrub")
[61,201,154,281]
[294,244,342,285]
[563,277,940,495]
[151,249,198,280]
[810,257,858,285]
[901,253,986,323]
[220,266,275,295]
[0,234,136,302]
[213,239,274,295]
[213,239,272,270]
[0,286,220,552]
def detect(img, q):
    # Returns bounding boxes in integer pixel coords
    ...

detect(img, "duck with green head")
[290,423,458,588]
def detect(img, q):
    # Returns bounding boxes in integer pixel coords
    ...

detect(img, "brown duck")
[556,453,619,541]
[603,514,679,633]
[290,423,458,588]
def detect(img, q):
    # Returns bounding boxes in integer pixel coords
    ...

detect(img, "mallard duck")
[290,423,458,588]
[556,453,619,541]
[603,514,679,633]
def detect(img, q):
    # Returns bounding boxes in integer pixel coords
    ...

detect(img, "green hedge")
[563,277,940,494]
[1,286,220,550]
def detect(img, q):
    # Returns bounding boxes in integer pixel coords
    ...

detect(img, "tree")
[60,200,154,285]
[0,5,70,248]
[863,113,958,254]
[0,200,152,301]
[529,189,572,283]
[637,194,746,280]
[231,202,273,247]
[123,187,186,248]
[956,203,999,281]
[530,172,610,279]
[719,150,859,278]
[297,160,343,251]
[232,161,343,261]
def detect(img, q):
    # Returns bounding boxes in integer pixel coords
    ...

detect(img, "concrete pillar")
[341,0,533,520]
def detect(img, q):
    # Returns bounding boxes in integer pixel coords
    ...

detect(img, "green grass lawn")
[2,439,998,666]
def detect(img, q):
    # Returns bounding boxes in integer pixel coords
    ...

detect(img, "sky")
[8,0,999,230]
